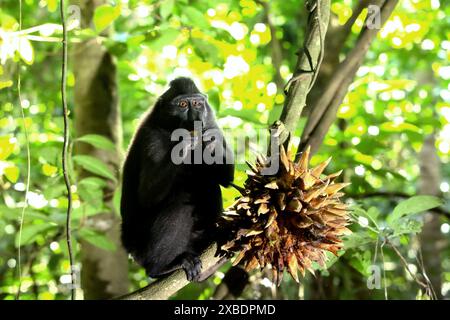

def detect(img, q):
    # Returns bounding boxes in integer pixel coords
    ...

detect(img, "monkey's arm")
[218,140,235,186]
[202,130,234,186]
[137,128,181,207]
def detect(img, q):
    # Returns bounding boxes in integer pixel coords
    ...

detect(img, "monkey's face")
[167,93,209,131]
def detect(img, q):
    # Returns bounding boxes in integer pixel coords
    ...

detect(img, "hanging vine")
[60,0,76,300]
[15,0,32,300]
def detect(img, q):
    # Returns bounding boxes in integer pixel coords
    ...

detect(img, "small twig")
[386,239,429,291]
[60,0,75,300]
[415,245,438,299]
[380,239,388,300]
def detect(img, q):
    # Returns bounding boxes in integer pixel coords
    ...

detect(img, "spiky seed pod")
[219,146,351,285]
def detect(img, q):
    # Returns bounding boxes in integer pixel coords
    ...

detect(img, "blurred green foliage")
[0,0,449,300]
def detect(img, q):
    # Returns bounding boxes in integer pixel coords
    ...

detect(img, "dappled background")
[0,0,449,299]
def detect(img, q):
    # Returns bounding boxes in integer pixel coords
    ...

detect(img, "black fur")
[120,77,234,281]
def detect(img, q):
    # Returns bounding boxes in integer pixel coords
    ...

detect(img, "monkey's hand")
[176,134,201,164]
[202,129,223,154]
[181,253,203,282]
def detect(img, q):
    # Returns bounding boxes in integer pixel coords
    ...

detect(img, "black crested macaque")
[120,77,234,281]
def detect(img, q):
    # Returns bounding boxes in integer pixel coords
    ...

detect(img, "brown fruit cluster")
[219,146,351,285]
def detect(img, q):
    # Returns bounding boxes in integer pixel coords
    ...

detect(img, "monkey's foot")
[181,254,202,282]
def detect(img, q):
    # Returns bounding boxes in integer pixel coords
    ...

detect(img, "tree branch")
[279,0,331,144]
[117,244,221,300]
[298,0,399,157]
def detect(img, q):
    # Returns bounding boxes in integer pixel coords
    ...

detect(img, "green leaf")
[72,203,105,221]
[43,177,66,199]
[73,155,117,182]
[391,219,423,237]
[93,4,121,33]
[78,180,103,207]
[15,224,56,247]
[146,28,179,50]
[160,0,175,19]
[344,232,376,249]
[78,228,116,251]
[183,7,209,29]
[77,134,116,151]
[349,251,372,277]
[191,38,220,62]
[0,80,13,90]
[366,207,380,223]
[0,136,15,160]
[380,122,421,134]
[46,0,58,12]
[4,164,19,183]
[26,211,57,223]
[78,177,107,189]
[387,195,443,225]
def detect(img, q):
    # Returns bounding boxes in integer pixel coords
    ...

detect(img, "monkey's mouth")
[181,120,204,132]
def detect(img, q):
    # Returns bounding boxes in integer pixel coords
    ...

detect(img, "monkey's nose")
[188,109,202,122]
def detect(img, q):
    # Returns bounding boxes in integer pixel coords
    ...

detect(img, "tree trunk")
[71,0,129,299]
[419,135,444,299]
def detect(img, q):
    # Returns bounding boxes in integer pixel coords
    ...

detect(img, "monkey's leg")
[143,199,202,281]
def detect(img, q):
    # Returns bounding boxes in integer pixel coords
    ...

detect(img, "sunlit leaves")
[0,80,13,90]
[331,2,353,25]
[0,136,16,160]
[46,0,58,13]
[191,38,220,62]
[380,122,421,133]
[160,0,175,19]
[93,4,122,33]
[4,164,19,183]
[183,7,210,29]
[18,37,34,64]
[146,28,180,50]
[42,163,57,177]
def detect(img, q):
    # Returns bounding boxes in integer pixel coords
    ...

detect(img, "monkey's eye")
[192,99,203,108]
[179,100,188,108]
